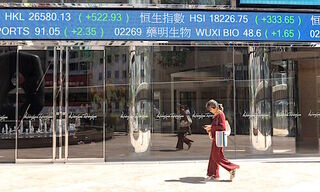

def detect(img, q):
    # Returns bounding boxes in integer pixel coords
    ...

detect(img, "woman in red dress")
[204,99,239,181]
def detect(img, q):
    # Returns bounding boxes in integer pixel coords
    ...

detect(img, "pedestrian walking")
[176,104,193,150]
[204,99,239,181]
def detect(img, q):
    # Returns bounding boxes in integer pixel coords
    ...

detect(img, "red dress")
[207,111,239,178]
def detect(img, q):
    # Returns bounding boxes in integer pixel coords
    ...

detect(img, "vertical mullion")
[103,47,106,161]
[15,48,19,162]
[59,47,63,159]
[65,47,69,161]
[233,47,237,159]
[53,47,57,161]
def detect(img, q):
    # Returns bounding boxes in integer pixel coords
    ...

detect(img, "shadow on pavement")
[165,177,231,184]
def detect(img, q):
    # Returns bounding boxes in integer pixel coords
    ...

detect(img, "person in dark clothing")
[176,105,193,150]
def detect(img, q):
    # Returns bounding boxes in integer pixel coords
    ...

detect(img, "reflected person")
[176,105,193,150]
[204,99,239,181]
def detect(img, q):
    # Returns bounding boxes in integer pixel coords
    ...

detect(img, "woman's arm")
[214,112,226,131]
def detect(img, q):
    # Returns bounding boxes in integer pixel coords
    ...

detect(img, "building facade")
[0,0,319,163]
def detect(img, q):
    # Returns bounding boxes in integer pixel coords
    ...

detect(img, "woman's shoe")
[212,177,220,181]
[230,169,236,180]
[204,176,219,182]
[204,176,212,182]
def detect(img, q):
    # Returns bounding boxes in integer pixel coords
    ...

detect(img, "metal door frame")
[15,45,56,163]
[64,45,105,163]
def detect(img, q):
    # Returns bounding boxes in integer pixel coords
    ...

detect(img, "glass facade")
[106,46,320,161]
[3,45,320,163]
[0,2,320,163]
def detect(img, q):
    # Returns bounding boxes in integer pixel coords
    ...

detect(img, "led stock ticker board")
[1,9,320,42]
[238,0,320,6]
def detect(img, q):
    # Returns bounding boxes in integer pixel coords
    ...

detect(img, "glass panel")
[234,47,320,158]
[67,48,104,159]
[106,46,154,161]
[234,47,250,158]
[0,46,17,163]
[248,47,273,156]
[287,47,320,154]
[106,46,235,161]
[17,49,53,159]
[105,46,130,161]
[151,46,235,160]
[270,52,297,155]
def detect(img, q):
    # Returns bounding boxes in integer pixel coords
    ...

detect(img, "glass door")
[65,46,105,161]
[16,46,56,161]
[16,45,105,162]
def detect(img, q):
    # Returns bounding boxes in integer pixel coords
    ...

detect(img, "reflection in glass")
[248,47,272,151]
[17,50,52,159]
[128,47,152,153]
[67,49,104,159]
[2,45,318,162]
[105,47,130,161]
[0,47,17,162]
[151,47,235,159]
[271,60,291,137]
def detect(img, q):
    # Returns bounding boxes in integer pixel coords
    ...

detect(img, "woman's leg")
[207,142,220,178]
[216,148,240,172]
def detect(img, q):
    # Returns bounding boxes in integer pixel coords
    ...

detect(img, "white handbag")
[225,120,231,136]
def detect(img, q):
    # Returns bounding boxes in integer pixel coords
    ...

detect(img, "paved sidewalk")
[0,157,319,192]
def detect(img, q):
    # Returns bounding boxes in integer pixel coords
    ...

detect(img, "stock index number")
[29,12,71,21]
[210,14,248,23]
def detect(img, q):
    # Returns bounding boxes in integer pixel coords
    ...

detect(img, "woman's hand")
[203,125,211,133]
[208,132,213,140]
